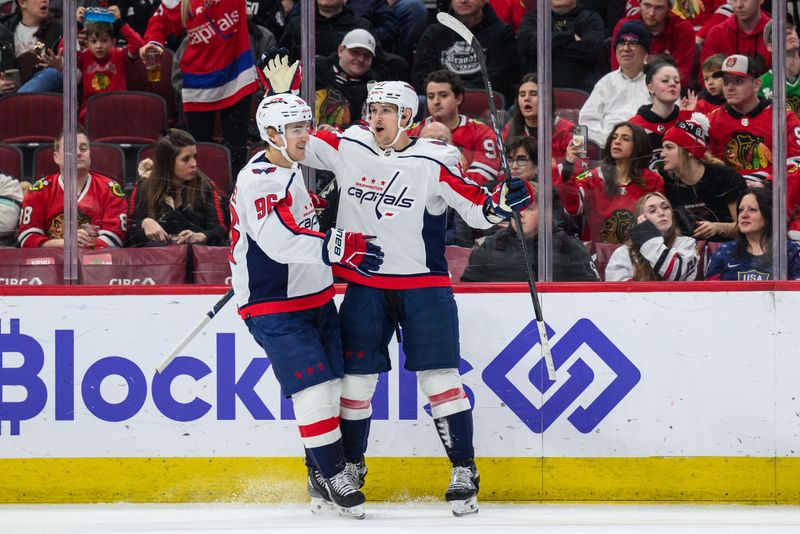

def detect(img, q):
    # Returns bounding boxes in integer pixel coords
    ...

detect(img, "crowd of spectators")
[1,0,800,282]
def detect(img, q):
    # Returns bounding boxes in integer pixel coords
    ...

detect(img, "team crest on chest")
[346,171,416,219]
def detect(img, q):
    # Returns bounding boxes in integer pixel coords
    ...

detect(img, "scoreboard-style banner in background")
[0,284,798,503]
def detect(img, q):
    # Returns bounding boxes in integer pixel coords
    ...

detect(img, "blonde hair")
[626,192,681,281]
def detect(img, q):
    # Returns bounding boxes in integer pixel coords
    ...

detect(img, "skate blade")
[451,496,478,517]
[336,503,365,520]
[310,497,335,515]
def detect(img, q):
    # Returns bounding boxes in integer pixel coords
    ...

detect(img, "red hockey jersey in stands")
[708,100,800,182]
[18,173,127,248]
[612,13,695,89]
[788,163,800,235]
[409,115,501,185]
[143,0,257,112]
[559,166,664,244]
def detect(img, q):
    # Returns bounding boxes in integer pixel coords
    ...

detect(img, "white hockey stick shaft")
[155,289,235,373]
[437,12,556,381]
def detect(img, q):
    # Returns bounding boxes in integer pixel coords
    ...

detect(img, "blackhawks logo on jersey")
[30,178,50,191]
[600,208,635,244]
[109,181,125,198]
[724,133,772,171]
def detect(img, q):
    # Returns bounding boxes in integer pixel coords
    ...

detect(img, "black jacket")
[280,5,371,61]
[315,53,376,129]
[412,4,518,101]
[0,12,63,75]
[517,6,605,93]
[460,226,600,282]
[127,180,229,247]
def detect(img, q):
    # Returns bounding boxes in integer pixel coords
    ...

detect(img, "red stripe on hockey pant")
[298,416,340,438]
[428,387,466,407]
[340,397,371,410]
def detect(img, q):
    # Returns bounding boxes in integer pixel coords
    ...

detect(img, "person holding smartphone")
[0,0,63,93]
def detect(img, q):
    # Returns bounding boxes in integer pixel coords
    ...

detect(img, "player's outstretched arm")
[322,228,384,277]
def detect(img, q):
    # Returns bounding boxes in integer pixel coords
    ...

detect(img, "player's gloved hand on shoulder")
[256,47,302,96]
[323,228,384,276]
[490,177,535,219]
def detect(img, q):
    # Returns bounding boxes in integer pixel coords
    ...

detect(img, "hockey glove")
[322,228,385,276]
[256,47,302,96]
[490,177,535,220]
[308,190,329,215]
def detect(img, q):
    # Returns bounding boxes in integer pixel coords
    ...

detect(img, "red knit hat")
[662,113,710,160]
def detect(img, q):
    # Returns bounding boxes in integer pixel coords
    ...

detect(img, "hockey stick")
[437,12,556,381]
[155,288,235,373]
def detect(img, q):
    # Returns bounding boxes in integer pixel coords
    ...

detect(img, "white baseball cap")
[341,29,376,55]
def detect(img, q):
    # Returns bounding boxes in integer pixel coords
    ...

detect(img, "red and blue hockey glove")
[323,229,384,276]
[308,190,329,215]
[256,47,302,96]
[490,177,535,219]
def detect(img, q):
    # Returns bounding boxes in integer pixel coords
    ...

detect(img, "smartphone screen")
[572,124,588,157]
[3,69,20,87]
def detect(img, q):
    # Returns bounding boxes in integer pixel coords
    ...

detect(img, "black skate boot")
[344,458,368,489]
[325,468,366,519]
[445,460,480,517]
[307,466,333,514]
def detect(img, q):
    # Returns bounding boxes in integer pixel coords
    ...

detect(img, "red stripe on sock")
[428,388,466,407]
[340,397,371,410]
[298,416,340,438]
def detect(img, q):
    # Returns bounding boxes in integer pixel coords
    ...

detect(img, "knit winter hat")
[615,20,651,53]
[662,113,710,160]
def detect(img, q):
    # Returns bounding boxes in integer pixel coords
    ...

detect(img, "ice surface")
[4,503,800,533]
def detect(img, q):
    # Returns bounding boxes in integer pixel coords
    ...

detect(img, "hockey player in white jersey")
[229,93,384,519]
[262,58,533,516]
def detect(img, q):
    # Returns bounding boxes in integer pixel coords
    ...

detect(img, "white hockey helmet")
[366,81,419,124]
[256,94,313,141]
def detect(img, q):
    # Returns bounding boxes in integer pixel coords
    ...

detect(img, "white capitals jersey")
[305,125,495,289]
[229,151,334,319]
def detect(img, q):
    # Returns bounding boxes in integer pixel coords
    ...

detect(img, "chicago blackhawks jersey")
[559,166,664,244]
[229,152,334,318]
[305,125,496,289]
[409,115,500,185]
[708,100,800,182]
[17,173,127,248]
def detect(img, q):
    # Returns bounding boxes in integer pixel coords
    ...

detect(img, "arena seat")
[445,245,473,282]
[0,92,63,143]
[0,144,23,178]
[594,242,622,281]
[460,89,505,121]
[0,248,64,285]
[80,245,188,285]
[33,143,125,184]
[192,245,232,284]
[138,142,233,197]
[125,48,178,127]
[554,88,590,111]
[85,91,167,145]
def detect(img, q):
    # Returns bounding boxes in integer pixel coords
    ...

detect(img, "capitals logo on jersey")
[347,171,416,220]
[724,133,772,171]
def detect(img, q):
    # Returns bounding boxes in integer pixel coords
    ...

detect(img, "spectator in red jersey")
[503,73,575,162]
[517,0,605,93]
[661,113,747,241]
[605,191,699,281]
[559,121,663,244]
[624,0,729,42]
[629,57,693,168]
[140,0,257,176]
[707,54,800,185]
[75,6,143,123]
[127,129,228,247]
[17,127,127,249]
[408,69,501,185]
[695,53,727,114]
[699,0,772,86]
[611,0,695,89]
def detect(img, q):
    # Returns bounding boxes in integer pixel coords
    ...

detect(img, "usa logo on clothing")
[483,319,640,433]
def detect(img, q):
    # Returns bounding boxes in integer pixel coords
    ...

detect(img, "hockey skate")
[307,466,334,515]
[445,461,480,517]
[344,458,368,489]
[324,469,366,519]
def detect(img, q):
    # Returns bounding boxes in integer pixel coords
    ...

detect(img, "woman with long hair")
[605,191,699,281]
[628,57,694,167]
[502,73,574,160]
[660,113,748,242]
[705,188,800,280]
[127,128,228,246]
[559,121,663,244]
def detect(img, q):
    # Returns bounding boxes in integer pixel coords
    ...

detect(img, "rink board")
[0,283,799,503]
